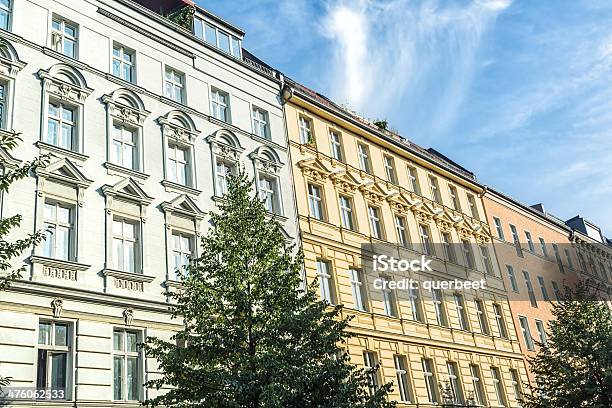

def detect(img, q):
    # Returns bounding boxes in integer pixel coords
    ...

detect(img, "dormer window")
[194,17,242,59]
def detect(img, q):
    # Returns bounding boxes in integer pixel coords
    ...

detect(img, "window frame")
[493,216,505,240]
[474,299,490,335]
[111,217,141,274]
[112,328,142,402]
[447,361,464,404]
[428,175,442,204]
[307,183,325,221]
[251,106,270,139]
[363,351,380,396]
[448,185,461,211]
[394,214,409,248]
[506,265,519,292]
[51,15,78,59]
[42,200,75,261]
[441,231,457,263]
[194,17,242,59]
[420,224,434,256]
[470,364,487,406]
[329,130,344,161]
[432,288,448,327]
[316,259,335,305]
[466,193,479,219]
[357,143,372,173]
[171,230,194,281]
[349,268,368,312]
[394,355,413,403]
[210,88,230,123]
[384,155,397,184]
[491,366,508,407]
[493,303,508,338]
[407,165,421,195]
[338,195,355,230]
[462,239,475,269]
[112,43,136,83]
[36,320,72,399]
[0,0,11,31]
[46,100,77,151]
[518,315,535,350]
[534,319,548,346]
[454,293,470,331]
[368,205,384,240]
[164,66,185,104]
[422,358,439,404]
[380,275,398,317]
[523,270,538,308]
[524,230,535,252]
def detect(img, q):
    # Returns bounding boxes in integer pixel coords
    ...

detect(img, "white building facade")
[0,0,298,405]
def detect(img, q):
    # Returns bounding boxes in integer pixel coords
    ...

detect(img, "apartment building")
[0,0,298,405]
[282,79,528,407]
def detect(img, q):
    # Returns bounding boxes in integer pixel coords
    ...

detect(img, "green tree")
[0,132,48,390]
[143,171,396,408]
[524,282,612,408]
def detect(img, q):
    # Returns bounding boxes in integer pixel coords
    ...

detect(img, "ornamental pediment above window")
[206,129,244,161]
[0,39,26,78]
[386,191,412,214]
[298,157,331,182]
[38,63,93,104]
[330,169,360,194]
[102,88,149,126]
[250,146,283,175]
[35,157,92,189]
[359,181,388,204]
[158,110,200,144]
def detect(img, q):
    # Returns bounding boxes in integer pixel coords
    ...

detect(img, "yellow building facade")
[283,81,528,407]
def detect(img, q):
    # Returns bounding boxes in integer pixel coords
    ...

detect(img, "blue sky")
[199,0,612,235]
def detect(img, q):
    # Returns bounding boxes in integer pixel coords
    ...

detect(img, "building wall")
[0,0,298,406]
[285,95,528,407]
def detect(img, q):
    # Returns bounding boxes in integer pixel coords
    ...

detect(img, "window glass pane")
[0,9,8,31]
[56,224,70,258]
[204,23,217,45]
[113,356,123,400]
[36,349,48,389]
[54,324,68,346]
[50,353,67,389]
[64,39,75,58]
[52,19,61,31]
[124,222,135,239]
[218,31,230,52]
[125,241,135,273]
[231,37,241,57]
[194,18,204,38]
[38,322,51,344]
[127,356,139,400]
[64,24,75,37]
[126,332,138,352]
[113,331,123,351]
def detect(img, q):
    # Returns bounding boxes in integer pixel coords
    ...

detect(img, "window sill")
[104,162,149,181]
[164,279,185,289]
[103,269,155,283]
[30,255,91,271]
[36,141,89,163]
[161,180,202,196]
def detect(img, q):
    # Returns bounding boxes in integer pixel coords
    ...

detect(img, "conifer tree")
[524,282,612,408]
[143,171,395,407]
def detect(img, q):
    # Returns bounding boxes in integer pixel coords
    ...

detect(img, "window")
[535,319,548,346]
[475,299,490,335]
[551,280,562,301]
[51,17,77,58]
[447,362,464,404]
[349,268,368,311]
[564,249,574,270]
[429,176,442,204]
[363,351,380,396]
[164,68,185,103]
[394,355,412,403]
[539,237,548,257]
[442,232,457,263]
[42,201,74,261]
[194,18,242,58]
[215,160,234,196]
[210,89,230,122]
[523,270,538,308]
[251,107,269,139]
[510,224,523,257]
[449,185,461,210]
[506,265,519,292]
[329,130,343,160]
[422,358,438,404]
[552,244,564,273]
[394,215,409,248]
[357,143,372,173]
[491,367,508,407]
[480,245,494,274]
[259,176,279,213]
[510,369,523,406]
[454,294,470,331]
[298,116,313,144]
[111,124,138,170]
[537,276,550,302]
[408,286,423,322]
[37,321,70,397]
[407,166,421,194]
[112,44,135,83]
[493,303,508,338]
[462,239,475,269]
[432,289,448,326]
[172,232,193,280]
[420,224,434,255]
[493,217,505,240]
[112,218,139,273]
[368,206,383,239]
[339,195,355,230]
[167,143,191,186]
[0,82,5,129]
[47,101,76,150]
[0,0,10,30]
[518,316,535,350]
[470,365,487,406]
[467,193,479,219]
[380,276,397,317]
[316,260,335,304]
[308,184,324,221]
[113,329,141,401]
[524,231,534,251]
[384,156,397,183]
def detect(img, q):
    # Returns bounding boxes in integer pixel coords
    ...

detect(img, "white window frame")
[394,355,413,403]
[46,100,76,151]
[112,217,140,274]
[251,106,269,139]
[164,67,185,103]
[380,276,397,317]
[112,328,142,401]
[420,224,434,256]
[475,299,490,335]
[259,174,280,214]
[36,320,72,399]
[215,159,234,196]
[525,230,534,252]
[539,237,548,257]
[407,165,421,194]
[316,259,335,304]
[307,183,324,221]
[110,124,139,171]
[339,195,355,230]
[357,143,372,173]
[166,142,192,187]
[494,303,508,338]
[493,216,505,240]
[112,44,135,83]
[467,193,479,219]
[394,215,409,248]
[0,81,6,129]
[364,351,380,396]
[298,116,313,144]
[507,265,519,292]
[447,361,464,404]
[442,231,456,263]
[454,293,469,331]
[432,288,448,326]
[510,369,523,406]
[480,245,494,275]
[349,268,367,311]
[384,155,397,183]
[195,18,242,58]
[535,319,547,346]
[210,88,230,123]
[368,206,383,239]
[422,358,438,404]
[408,286,423,322]
[429,175,442,204]
[329,130,343,161]
[51,16,78,58]
[470,364,487,406]
[491,367,508,407]
[171,231,194,281]
[462,239,475,269]
[0,0,11,31]
[449,185,461,210]
[537,276,550,301]
[42,200,75,261]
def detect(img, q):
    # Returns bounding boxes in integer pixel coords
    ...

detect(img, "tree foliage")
[524,282,612,408]
[143,171,395,408]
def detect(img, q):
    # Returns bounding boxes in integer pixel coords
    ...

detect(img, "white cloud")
[321,0,511,129]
